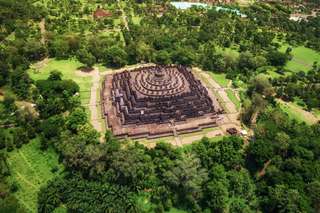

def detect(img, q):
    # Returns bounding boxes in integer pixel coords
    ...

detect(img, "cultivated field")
[7,139,63,212]
[280,45,320,73]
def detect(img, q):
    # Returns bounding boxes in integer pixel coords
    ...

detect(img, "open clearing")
[278,99,320,125]
[29,59,92,107]
[208,72,231,88]
[280,45,320,73]
[226,89,241,110]
[7,139,63,212]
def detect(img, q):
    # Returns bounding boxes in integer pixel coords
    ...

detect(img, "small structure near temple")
[227,127,238,135]
[101,65,223,139]
[93,7,112,19]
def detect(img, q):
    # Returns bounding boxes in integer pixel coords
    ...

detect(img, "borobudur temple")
[101,65,223,139]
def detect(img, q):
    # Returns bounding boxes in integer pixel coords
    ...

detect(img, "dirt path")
[258,160,271,178]
[117,0,129,30]
[89,68,102,132]
[100,63,155,76]
[31,57,49,71]
[278,99,319,124]
[39,18,46,44]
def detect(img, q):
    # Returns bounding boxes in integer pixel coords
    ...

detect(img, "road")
[117,0,129,30]
[39,18,46,44]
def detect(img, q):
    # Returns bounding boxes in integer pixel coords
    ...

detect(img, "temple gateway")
[101,65,223,139]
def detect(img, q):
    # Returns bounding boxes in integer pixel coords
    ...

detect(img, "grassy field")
[29,59,92,106]
[138,135,176,145]
[278,100,319,125]
[113,18,122,26]
[96,63,109,73]
[178,127,221,141]
[216,47,240,60]
[235,0,255,6]
[7,139,64,212]
[208,72,230,87]
[167,208,188,213]
[226,89,241,110]
[279,45,320,73]
[132,16,142,25]
[279,102,305,123]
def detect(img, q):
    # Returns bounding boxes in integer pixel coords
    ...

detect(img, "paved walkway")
[76,67,102,133]
[89,68,102,132]
[193,68,242,136]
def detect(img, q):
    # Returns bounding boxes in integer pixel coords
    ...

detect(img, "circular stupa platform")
[101,65,223,139]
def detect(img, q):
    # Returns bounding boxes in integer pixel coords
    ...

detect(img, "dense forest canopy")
[0,0,320,212]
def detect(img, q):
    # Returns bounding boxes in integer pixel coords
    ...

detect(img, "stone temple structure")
[101,65,223,139]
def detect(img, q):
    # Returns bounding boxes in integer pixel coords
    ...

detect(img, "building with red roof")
[93,8,112,19]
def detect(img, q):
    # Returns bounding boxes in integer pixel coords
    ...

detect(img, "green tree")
[104,45,127,68]
[12,127,28,148]
[206,180,229,212]
[10,67,32,99]
[23,39,47,61]
[49,38,70,59]
[265,185,311,213]
[306,181,320,210]
[164,153,208,210]
[267,51,288,67]
[65,108,88,133]
[109,143,154,190]
[77,48,96,69]
[155,50,171,65]
[205,165,229,212]
[0,129,6,149]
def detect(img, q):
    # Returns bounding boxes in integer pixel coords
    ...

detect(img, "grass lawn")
[132,16,142,25]
[113,18,122,26]
[236,0,254,6]
[278,100,319,125]
[166,208,188,213]
[208,72,230,88]
[312,109,320,118]
[53,206,67,213]
[226,89,241,110]
[261,66,289,79]
[279,102,306,123]
[138,135,175,144]
[279,45,320,73]
[216,46,240,60]
[180,127,219,139]
[187,135,225,145]
[266,70,284,78]
[209,135,225,142]
[96,63,108,73]
[7,139,64,212]
[29,58,92,106]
